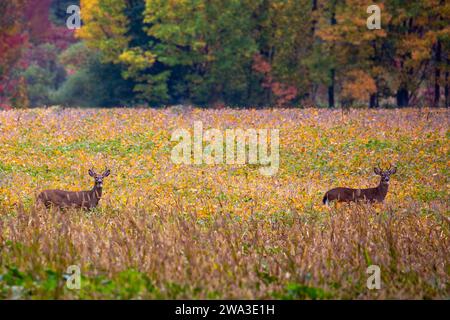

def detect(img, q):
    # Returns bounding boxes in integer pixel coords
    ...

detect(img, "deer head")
[374,164,397,185]
[88,168,111,189]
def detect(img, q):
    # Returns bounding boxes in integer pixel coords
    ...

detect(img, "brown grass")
[0,201,448,299]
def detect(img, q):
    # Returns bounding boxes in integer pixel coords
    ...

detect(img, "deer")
[322,165,397,205]
[37,168,111,210]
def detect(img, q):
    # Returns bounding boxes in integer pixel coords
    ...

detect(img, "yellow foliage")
[0,108,447,215]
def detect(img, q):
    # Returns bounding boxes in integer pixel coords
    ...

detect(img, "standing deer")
[322,165,397,205]
[37,168,111,210]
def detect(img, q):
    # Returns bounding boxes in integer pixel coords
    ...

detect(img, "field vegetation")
[0,107,448,299]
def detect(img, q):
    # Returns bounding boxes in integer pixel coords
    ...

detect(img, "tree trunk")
[311,0,318,35]
[327,7,336,109]
[370,41,379,109]
[396,86,409,107]
[308,0,318,105]
[434,40,441,107]
[445,58,449,108]
[369,93,379,108]
[328,69,335,108]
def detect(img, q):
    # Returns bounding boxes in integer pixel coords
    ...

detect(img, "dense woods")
[0,0,449,108]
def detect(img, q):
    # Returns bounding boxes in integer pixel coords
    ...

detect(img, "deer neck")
[377,180,389,198]
[91,185,102,199]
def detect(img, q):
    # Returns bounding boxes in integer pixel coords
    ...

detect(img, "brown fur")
[323,166,396,205]
[37,188,103,210]
[37,169,110,210]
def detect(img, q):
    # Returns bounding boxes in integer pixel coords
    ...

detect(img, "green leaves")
[273,283,332,300]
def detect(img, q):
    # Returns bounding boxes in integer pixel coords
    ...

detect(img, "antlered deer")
[37,168,110,210]
[322,165,397,205]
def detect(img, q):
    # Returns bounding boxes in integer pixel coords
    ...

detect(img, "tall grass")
[0,201,448,299]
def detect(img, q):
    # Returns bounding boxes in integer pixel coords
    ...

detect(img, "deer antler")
[88,160,95,172]
[376,161,382,171]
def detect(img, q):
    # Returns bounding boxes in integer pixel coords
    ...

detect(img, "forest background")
[1,0,449,109]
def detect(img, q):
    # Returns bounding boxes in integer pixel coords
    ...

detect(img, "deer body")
[323,166,396,205]
[38,188,102,210]
[37,169,110,210]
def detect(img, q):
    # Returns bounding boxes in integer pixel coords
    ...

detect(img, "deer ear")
[374,167,381,175]
[103,169,111,177]
[89,169,95,177]
[389,167,397,174]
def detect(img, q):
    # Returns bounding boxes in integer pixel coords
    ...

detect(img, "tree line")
[1,0,449,108]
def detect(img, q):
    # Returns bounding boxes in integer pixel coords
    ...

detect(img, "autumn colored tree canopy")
[0,0,449,108]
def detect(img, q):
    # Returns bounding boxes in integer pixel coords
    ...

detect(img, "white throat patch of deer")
[323,165,397,205]
[37,168,111,210]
